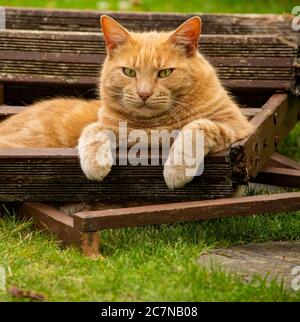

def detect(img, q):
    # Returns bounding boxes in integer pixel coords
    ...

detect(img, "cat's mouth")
[138,101,165,110]
[131,103,167,118]
[139,103,154,109]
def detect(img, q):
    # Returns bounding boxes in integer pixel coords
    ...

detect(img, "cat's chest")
[105,119,186,133]
[106,120,192,148]
[100,110,195,147]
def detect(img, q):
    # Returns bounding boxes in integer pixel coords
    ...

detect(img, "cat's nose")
[138,91,153,102]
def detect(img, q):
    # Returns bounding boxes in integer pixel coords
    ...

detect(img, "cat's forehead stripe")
[129,32,172,69]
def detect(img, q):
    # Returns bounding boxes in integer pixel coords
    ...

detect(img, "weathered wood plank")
[0,105,26,121]
[0,32,295,57]
[4,8,298,40]
[266,152,300,170]
[253,166,300,188]
[0,147,77,158]
[0,147,233,202]
[20,202,100,257]
[240,108,262,119]
[231,94,300,183]
[0,31,296,91]
[20,191,300,255]
[73,191,300,232]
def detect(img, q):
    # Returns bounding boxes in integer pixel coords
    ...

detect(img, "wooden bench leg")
[20,203,100,258]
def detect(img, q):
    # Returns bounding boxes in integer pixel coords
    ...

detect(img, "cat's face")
[100,15,202,119]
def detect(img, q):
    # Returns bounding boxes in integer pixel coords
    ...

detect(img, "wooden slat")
[0,32,295,57]
[73,191,300,232]
[240,108,261,119]
[266,152,300,170]
[0,106,26,121]
[20,202,99,257]
[20,191,300,256]
[0,31,296,91]
[231,94,300,183]
[4,8,298,40]
[0,147,78,158]
[0,146,232,202]
[253,167,300,188]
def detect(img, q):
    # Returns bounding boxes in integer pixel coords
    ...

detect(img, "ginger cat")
[0,16,252,189]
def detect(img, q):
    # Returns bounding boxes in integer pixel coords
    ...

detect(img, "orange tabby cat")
[0,15,252,189]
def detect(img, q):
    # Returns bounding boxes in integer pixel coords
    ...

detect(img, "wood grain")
[231,94,300,183]
[0,148,233,202]
[0,31,296,91]
[73,191,300,232]
[266,152,300,170]
[5,8,298,40]
[252,167,300,188]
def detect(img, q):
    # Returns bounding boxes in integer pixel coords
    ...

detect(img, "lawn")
[1,208,300,301]
[0,0,300,302]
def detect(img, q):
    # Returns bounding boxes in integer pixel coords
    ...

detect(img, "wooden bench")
[0,7,299,256]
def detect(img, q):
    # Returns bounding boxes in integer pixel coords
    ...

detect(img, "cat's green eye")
[158,68,173,78]
[123,67,136,77]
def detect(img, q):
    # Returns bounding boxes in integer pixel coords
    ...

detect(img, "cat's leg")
[163,118,236,189]
[78,122,117,181]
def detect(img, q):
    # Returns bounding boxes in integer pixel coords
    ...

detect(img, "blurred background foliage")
[0,0,299,13]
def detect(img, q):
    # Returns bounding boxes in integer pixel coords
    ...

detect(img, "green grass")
[1,123,298,302]
[0,209,300,302]
[278,123,300,161]
[0,0,298,13]
[0,0,300,302]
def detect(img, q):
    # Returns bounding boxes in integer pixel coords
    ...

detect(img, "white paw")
[163,134,204,190]
[163,164,193,190]
[79,140,113,181]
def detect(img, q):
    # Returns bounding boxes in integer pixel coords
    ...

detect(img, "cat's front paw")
[79,138,113,181]
[163,164,192,190]
[163,133,204,190]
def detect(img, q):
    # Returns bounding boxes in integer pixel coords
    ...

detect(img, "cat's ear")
[169,16,201,56]
[101,15,131,56]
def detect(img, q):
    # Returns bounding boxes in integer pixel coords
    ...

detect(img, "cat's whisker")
[170,99,202,118]
[165,100,203,126]
[151,99,168,104]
